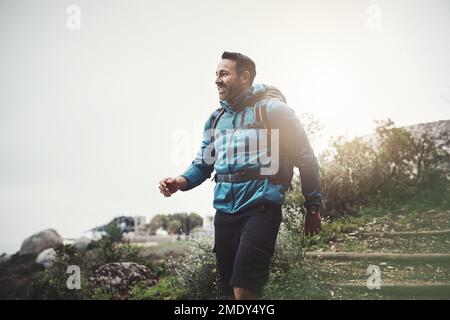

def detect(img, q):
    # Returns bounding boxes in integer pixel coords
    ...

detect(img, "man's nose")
[215,77,222,85]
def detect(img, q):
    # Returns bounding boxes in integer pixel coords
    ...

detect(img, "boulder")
[0,253,11,264]
[35,248,57,268]
[89,262,157,294]
[19,229,63,255]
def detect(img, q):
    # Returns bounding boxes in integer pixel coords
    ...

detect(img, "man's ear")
[240,70,251,85]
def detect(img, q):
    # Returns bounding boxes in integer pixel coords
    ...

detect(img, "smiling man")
[159,51,322,300]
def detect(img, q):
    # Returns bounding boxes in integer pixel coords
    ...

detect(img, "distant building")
[134,216,147,235]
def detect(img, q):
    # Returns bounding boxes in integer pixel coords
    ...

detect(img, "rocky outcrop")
[19,229,63,255]
[89,262,157,294]
[0,253,11,264]
[35,248,57,268]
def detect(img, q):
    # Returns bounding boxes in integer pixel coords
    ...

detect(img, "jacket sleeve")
[180,117,216,191]
[268,101,323,208]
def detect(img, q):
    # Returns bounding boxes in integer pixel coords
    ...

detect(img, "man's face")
[215,59,247,102]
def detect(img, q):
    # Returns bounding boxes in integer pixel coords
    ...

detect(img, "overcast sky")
[1,0,449,254]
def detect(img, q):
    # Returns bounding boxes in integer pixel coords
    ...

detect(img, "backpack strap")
[259,104,270,129]
[211,107,225,130]
[254,104,272,152]
[254,104,264,128]
[207,107,225,171]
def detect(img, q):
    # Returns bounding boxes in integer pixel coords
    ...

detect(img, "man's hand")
[304,206,321,237]
[159,176,187,197]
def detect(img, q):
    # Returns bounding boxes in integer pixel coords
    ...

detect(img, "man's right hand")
[159,176,188,197]
[304,205,322,237]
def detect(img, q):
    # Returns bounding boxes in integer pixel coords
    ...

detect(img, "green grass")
[140,240,189,262]
[307,190,450,254]
[262,186,450,300]
[264,261,333,300]
[129,276,185,300]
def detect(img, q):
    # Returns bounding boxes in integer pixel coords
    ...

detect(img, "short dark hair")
[221,51,256,84]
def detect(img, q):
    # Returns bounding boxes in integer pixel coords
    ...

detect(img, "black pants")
[213,202,282,296]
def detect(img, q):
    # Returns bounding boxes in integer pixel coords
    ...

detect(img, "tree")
[172,213,203,235]
[411,126,450,187]
[319,136,377,212]
[168,220,182,235]
[104,221,123,242]
[148,212,203,235]
[316,119,450,214]
[373,119,416,193]
[148,214,169,235]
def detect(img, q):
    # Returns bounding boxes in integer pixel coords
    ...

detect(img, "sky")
[1,0,449,254]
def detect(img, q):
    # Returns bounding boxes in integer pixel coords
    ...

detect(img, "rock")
[0,253,11,264]
[89,262,157,294]
[35,248,57,268]
[19,229,63,255]
[73,237,92,250]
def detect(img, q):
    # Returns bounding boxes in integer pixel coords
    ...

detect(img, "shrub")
[272,204,308,273]
[173,236,218,299]
[319,119,450,213]
[28,237,151,299]
[129,276,184,300]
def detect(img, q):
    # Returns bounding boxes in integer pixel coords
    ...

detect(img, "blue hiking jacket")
[181,84,322,213]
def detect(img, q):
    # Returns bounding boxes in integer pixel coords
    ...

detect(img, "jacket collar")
[219,84,267,113]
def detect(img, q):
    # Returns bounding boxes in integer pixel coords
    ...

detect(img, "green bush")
[129,276,184,300]
[173,236,218,299]
[273,204,308,273]
[28,237,151,300]
[319,119,450,213]
[104,222,123,242]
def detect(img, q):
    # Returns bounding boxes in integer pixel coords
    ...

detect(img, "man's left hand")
[304,206,321,236]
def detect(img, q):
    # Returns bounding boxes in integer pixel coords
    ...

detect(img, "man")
[159,52,322,300]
